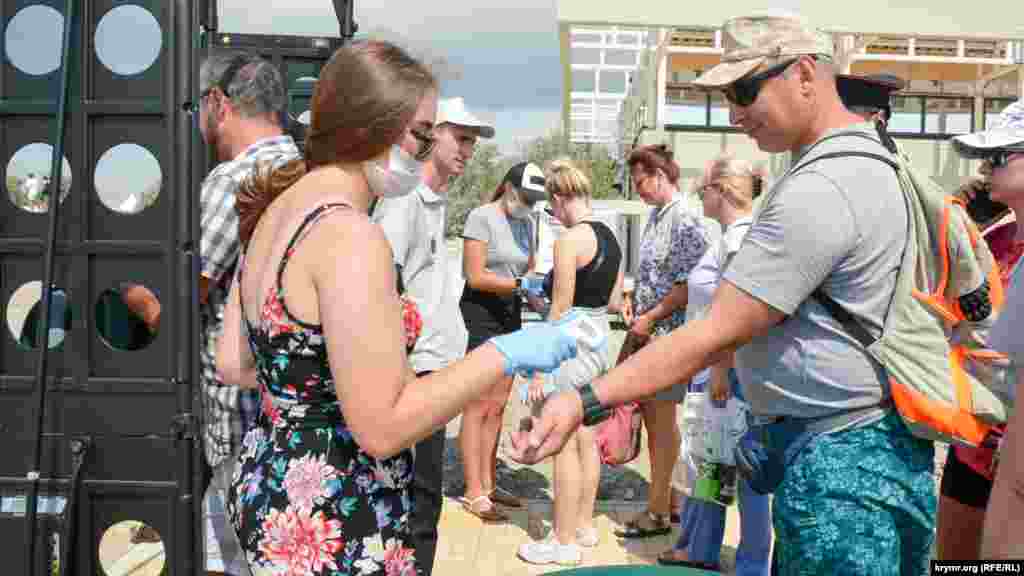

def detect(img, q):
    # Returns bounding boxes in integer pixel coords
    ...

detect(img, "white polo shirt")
[372,183,468,373]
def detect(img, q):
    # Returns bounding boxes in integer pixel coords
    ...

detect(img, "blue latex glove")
[490,319,579,377]
[520,275,546,298]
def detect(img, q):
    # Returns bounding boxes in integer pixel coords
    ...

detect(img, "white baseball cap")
[952,100,1024,158]
[436,97,495,139]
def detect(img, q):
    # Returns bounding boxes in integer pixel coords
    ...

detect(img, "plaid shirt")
[200,135,300,468]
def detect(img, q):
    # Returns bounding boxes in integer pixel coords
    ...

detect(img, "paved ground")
[433,237,949,574]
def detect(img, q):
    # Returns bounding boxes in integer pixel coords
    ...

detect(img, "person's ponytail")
[491,182,507,203]
[235,158,308,247]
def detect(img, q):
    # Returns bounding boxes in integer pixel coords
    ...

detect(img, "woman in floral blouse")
[214,40,576,576]
[615,144,712,539]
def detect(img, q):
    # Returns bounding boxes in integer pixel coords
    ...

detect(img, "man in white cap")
[511,12,936,574]
[371,95,493,576]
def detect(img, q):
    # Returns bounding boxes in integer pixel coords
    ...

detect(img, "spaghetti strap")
[273,202,352,329]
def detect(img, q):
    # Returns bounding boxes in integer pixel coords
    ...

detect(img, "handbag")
[594,401,643,466]
[594,332,645,466]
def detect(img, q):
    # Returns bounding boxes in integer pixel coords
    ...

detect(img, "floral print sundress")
[227,203,419,576]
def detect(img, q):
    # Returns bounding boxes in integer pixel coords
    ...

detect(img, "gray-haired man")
[515,12,936,574]
[196,52,300,576]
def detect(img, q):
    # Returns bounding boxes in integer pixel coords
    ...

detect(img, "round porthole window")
[5,281,72,350]
[4,5,64,76]
[97,520,166,576]
[94,5,162,76]
[94,143,161,214]
[95,283,160,352]
[6,143,72,214]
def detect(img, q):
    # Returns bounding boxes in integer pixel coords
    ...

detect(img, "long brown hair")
[236,39,437,245]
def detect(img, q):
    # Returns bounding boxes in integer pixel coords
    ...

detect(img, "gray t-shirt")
[461,202,533,278]
[372,183,468,373]
[726,125,907,426]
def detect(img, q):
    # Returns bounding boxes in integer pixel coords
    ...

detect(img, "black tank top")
[544,220,622,308]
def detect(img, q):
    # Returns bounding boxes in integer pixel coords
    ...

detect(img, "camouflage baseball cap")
[952,100,1024,158]
[694,12,834,88]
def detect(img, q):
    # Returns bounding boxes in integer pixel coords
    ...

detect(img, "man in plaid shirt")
[197,52,299,576]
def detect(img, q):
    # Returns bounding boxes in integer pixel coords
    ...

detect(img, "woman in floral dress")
[215,40,578,576]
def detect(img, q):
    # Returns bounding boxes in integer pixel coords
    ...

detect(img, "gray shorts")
[521,308,611,408]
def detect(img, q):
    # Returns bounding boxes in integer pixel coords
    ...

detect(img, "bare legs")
[642,399,681,516]
[459,374,514,501]
[936,495,985,560]
[552,425,601,544]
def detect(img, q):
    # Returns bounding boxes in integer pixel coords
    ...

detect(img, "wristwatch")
[579,382,612,426]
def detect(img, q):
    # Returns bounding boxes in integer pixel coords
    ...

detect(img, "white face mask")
[510,203,532,219]
[507,190,533,219]
[363,145,424,198]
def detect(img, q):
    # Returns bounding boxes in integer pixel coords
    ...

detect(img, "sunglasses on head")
[724,57,802,107]
[409,127,436,161]
[986,149,1024,169]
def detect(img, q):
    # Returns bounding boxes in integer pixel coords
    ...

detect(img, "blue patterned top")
[633,197,712,336]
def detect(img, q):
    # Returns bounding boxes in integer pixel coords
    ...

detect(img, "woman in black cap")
[457,161,548,521]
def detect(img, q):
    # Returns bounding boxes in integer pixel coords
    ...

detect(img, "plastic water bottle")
[555,313,607,351]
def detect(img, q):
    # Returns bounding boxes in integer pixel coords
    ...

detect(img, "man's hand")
[710,369,730,402]
[509,389,584,464]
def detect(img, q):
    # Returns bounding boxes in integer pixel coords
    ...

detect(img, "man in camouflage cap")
[511,11,936,575]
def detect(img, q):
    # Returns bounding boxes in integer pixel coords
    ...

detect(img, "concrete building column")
[655,28,668,131]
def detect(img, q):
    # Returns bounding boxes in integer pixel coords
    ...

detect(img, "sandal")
[656,549,720,571]
[459,495,507,523]
[613,511,672,539]
[490,486,523,509]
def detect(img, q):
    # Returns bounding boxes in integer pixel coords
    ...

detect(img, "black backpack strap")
[811,287,877,348]
[792,150,899,175]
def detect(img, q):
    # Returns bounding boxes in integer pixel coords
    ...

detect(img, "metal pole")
[334,0,357,40]
[25,0,76,573]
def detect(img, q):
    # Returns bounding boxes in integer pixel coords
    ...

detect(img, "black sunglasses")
[724,58,800,107]
[410,127,436,161]
[987,149,1024,169]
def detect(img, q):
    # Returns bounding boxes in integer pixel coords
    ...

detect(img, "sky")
[3,0,564,183]
[217,0,564,155]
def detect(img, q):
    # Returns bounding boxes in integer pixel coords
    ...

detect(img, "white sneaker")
[517,538,582,566]
[576,526,599,547]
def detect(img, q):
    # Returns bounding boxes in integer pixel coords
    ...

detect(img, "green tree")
[445,141,510,237]
[519,129,621,200]
[443,129,623,237]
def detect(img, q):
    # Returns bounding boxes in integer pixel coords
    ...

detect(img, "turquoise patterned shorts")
[774,410,936,576]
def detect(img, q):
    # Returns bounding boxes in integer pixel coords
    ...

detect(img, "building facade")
[558,0,1024,195]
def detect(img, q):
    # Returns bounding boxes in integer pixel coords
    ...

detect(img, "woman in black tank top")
[516,159,625,566]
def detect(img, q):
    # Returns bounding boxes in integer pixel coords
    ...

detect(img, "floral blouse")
[633,197,712,336]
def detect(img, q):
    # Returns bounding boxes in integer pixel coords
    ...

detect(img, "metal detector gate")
[0,0,350,574]
[1,0,202,573]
